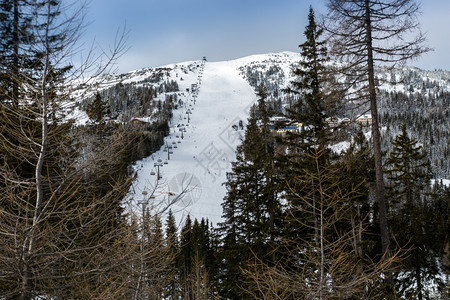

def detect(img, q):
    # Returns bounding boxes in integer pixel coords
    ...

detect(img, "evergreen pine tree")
[147,214,166,298]
[339,128,378,255]
[284,6,329,156]
[429,184,450,298]
[86,92,111,124]
[279,5,333,263]
[176,216,217,299]
[386,124,431,208]
[219,99,282,298]
[0,0,35,106]
[190,218,216,298]
[165,210,180,299]
[385,124,438,299]
[179,215,194,299]
[277,7,332,206]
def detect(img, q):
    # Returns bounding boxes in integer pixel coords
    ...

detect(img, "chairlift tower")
[154,159,163,180]
[167,145,173,160]
[186,110,191,123]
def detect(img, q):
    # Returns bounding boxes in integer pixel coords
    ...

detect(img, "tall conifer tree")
[280,5,332,253]
[164,210,179,299]
[284,6,329,154]
[385,125,440,299]
[179,215,194,299]
[0,0,36,106]
[219,88,283,298]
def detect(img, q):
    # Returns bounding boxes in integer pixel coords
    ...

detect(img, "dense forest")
[0,0,449,299]
[239,60,450,180]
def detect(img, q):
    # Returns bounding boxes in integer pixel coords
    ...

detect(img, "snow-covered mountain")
[74,51,450,225]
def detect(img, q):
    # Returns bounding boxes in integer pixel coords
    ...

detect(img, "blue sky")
[81,0,450,73]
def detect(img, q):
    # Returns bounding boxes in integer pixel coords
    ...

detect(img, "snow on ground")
[431,179,450,187]
[330,141,351,155]
[129,59,257,226]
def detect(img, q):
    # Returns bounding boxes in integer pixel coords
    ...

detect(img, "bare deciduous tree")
[0,0,129,298]
[322,0,430,285]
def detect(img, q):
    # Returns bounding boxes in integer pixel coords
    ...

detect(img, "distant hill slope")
[236,52,450,178]
[74,52,450,224]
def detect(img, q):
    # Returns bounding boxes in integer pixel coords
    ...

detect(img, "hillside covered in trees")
[0,0,449,299]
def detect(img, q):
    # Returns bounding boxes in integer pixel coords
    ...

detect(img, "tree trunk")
[12,0,19,107]
[415,261,423,300]
[21,2,51,297]
[20,256,32,300]
[364,0,392,285]
[319,199,325,300]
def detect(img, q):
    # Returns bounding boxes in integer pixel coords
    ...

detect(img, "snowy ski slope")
[129,59,257,226]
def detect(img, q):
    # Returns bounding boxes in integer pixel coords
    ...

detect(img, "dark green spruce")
[385,124,442,299]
